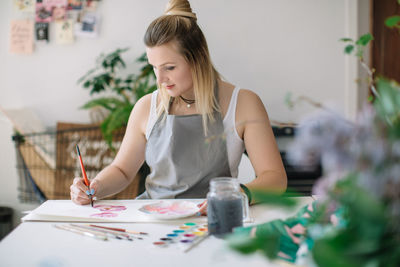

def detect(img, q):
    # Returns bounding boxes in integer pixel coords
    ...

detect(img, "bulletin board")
[10,0,102,54]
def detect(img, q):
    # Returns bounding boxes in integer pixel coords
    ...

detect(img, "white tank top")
[145,86,245,177]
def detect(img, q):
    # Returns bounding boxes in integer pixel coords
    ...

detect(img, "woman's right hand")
[197,200,208,216]
[70,177,100,205]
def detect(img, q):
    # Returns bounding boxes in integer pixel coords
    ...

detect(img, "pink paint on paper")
[143,202,190,215]
[93,205,127,212]
[90,204,127,218]
[90,212,118,218]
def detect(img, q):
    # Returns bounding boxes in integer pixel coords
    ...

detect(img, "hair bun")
[164,0,197,20]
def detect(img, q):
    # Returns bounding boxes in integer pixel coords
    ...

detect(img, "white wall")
[0,0,368,228]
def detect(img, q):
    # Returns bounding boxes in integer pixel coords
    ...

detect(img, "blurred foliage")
[228,18,400,267]
[252,190,299,207]
[385,15,400,33]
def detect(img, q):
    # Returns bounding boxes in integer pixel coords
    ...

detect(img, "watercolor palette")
[153,222,208,251]
[139,201,200,220]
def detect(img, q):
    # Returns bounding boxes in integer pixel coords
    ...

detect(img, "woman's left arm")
[236,89,287,196]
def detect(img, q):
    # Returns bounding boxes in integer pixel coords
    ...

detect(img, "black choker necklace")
[179,95,195,108]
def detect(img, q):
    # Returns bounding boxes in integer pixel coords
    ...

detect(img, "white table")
[0,197,313,267]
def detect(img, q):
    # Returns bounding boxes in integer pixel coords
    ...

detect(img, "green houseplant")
[78,48,157,146]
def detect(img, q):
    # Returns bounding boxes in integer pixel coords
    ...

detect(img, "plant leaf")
[77,67,98,84]
[339,38,353,42]
[227,234,263,254]
[80,97,125,111]
[312,238,359,267]
[89,73,113,94]
[136,52,148,63]
[374,78,400,138]
[252,190,298,207]
[344,45,354,54]
[101,104,133,146]
[374,78,400,118]
[355,33,374,46]
[83,80,91,88]
[227,230,280,257]
[385,16,400,28]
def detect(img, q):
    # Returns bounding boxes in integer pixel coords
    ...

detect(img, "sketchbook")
[22,199,207,223]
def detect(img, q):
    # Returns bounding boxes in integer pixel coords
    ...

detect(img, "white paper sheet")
[22,199,208,223]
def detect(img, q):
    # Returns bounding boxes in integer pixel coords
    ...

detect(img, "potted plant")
[78,48,157,146]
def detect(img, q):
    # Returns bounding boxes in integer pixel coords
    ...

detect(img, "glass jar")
[207,177,249,237]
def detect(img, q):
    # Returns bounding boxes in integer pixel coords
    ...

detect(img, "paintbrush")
[89,224,148,235]
[88,225,143,240]
[70,224,133,241]
[54,224,107,241]
[76,145,93,207]
[183,233,209,253]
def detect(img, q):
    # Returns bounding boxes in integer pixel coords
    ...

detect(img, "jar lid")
[209,177,240,191]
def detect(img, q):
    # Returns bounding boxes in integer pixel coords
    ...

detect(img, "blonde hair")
[144,0,220,135]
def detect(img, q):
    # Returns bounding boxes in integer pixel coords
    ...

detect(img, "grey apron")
[137,89,232,199]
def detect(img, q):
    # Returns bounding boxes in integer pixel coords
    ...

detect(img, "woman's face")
[146,41,193,97]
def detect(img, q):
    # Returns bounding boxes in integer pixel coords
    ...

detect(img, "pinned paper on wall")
[85,0,100,12]
[36,2,53,23]
[67,0,83,10]
[75,12,99,38]
[43,0,68,6]
[9,20,34,55]
[13,0,35,13]
[52,6,67,21]
[42,0,68,20]
[35,23,49,42]
[55,19,75,44]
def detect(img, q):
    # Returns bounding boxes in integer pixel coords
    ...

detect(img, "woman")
[70,0,287,208]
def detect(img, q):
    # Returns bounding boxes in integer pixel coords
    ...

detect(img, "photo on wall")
[35,2,53,23]
[13,0,35,13]
[55,19,74,44]
[43,0,68,6]
[52,6,67,21]
[35,22,49,42]
[75,12,99,38]
[67,0,83,10]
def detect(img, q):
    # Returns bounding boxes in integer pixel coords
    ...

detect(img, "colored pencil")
[89,224,148,235]
[76,144,93,207]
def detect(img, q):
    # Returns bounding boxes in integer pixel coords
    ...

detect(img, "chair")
[273,126,322,195]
